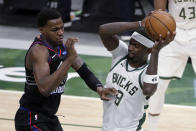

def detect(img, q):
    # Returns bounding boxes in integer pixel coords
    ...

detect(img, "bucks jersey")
[168,0,196,29]
[102,41,149,131]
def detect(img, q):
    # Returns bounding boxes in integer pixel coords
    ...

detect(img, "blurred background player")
[98,16,175,130]
[57,0,72,28]
[119,0,136,41]
[148,0,196,131]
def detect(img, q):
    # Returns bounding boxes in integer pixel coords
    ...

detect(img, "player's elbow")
[142,84,157,96]
[38,86,50,97]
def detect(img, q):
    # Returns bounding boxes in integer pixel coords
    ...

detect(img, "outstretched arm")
[71,57,117,100]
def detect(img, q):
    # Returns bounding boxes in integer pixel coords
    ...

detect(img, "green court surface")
[0,48,196,106]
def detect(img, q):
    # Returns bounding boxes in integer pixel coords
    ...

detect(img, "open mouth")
[58,37,63,41]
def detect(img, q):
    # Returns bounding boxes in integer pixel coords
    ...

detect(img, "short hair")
[37,8,61,27]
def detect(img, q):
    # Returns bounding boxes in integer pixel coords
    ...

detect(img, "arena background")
[0,0,196,130]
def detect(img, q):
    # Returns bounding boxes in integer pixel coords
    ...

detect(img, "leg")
[50,115,63,131]
[15,108,51,131]
[53,122,63,131]
[15,125,50,131]
[189,38,196,75]
[147,79,170,131]
[190,55,196,100]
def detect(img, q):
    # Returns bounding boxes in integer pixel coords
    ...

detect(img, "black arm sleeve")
[77,63,103,92]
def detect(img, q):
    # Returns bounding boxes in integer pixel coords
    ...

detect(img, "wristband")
[77,63,103,92]
[143,74,159,84]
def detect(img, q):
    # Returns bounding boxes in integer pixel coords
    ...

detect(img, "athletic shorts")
[15,107,63,131]
[158,27,196,79]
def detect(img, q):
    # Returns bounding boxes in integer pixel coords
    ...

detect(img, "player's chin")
[128,52,134,58]
[127,55,134,60]
[57,39,63,44]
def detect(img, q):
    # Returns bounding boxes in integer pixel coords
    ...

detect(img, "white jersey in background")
[168,0,196,29]
[148,1,196,131]
[102,41,149,131]
[158,0,196,78]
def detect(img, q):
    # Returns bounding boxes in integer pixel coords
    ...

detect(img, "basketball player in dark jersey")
[14,9,117,131]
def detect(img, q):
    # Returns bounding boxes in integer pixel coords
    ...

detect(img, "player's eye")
[51,28,58,32]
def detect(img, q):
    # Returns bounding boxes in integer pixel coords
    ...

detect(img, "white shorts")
[158,27,196,79]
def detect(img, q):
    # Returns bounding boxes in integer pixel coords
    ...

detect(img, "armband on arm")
[143,74,159,84]
[77,63,103,92]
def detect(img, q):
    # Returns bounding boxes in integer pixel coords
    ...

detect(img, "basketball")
[145,10,176,41]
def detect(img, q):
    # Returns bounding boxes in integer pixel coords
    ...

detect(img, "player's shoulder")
[119,40,128,46]
[30,44,48,53]
[29,44,49,60]
[114,40,128,52]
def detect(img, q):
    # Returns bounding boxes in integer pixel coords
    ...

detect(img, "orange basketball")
[145,10,176,41]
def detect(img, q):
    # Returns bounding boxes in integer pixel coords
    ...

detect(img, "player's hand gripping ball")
[145,10,176,41]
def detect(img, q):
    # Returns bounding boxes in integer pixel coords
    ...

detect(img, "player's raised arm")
[154,0,167,10]
[98,22,140,51]
[32,38,77,96]
[142,32,175,96]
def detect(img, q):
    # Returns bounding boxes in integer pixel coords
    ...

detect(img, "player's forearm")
[142,50,159,96]
[99,22,140,36]
[154,0,167,10]
[71,56,103,92]
[77,63,103,92]
[38,58,74,96]
[146,50,159,75]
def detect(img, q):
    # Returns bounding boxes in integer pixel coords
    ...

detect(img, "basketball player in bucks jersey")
[14,9,117,131]
[148,0,196,131]
[98,17,175,130]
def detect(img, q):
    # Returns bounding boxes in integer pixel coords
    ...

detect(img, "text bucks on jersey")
[105,57,148,106]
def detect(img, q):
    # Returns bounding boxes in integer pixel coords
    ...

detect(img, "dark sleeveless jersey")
[19,36,68,116]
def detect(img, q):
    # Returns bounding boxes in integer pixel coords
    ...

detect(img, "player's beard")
[127,55,138,63]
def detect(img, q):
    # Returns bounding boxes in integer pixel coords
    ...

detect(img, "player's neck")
[41,35,58,51]
[128,59,147,68]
